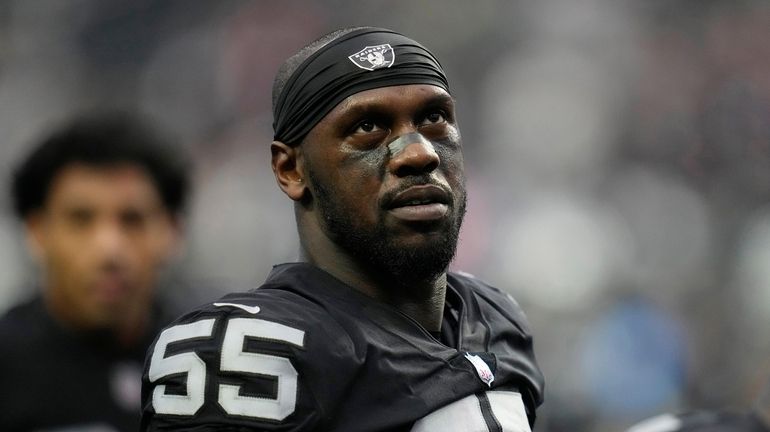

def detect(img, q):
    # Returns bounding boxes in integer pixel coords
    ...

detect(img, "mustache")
[97,259,129,276]
[380,175,454,209]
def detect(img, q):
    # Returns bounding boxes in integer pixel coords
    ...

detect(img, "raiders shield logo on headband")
[348,44,395,71]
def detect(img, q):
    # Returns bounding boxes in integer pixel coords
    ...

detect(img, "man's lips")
[92,275,131,303]
[387,185,451,222]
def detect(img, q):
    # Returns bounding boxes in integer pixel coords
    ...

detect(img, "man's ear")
[24,211,47,262]
[271,141,306,201]
[157,214,185,263]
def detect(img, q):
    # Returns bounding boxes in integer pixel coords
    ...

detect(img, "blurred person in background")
[0,112,190,432]
[626,384,770,432]
[141,26,543,432]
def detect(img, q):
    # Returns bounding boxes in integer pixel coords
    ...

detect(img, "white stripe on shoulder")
[213,302,261,314]
[627,414,683,432]
[455,270,477,279]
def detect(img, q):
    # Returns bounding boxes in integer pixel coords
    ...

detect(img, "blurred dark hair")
[11,111,191,218]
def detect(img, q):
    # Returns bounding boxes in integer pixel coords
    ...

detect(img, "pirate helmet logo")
[348,44,395,71]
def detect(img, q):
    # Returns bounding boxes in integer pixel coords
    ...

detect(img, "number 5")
[149,319,215,416]
[148,317,305,421]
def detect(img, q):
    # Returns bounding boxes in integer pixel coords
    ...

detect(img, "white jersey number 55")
[147,317,304,421]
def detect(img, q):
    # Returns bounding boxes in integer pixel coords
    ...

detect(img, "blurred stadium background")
[0,1,768,430]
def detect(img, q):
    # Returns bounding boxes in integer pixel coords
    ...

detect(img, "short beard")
[307,168,466,293]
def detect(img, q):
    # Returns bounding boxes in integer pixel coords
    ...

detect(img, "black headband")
[272,27,450,145]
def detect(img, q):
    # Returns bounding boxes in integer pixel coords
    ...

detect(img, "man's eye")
[421,111,446,125]
[66,209,93,228]
[121,210,147,229]
[353,120,381,134]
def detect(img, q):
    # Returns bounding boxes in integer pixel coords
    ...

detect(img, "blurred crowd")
[0,0,768,431]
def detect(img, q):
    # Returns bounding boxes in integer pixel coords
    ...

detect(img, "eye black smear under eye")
[339,141,390,174]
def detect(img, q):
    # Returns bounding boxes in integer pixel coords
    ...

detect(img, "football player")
[142,26,544,432]
[627,411,768,432]
[627,389,770,432]
[0,112,189,432]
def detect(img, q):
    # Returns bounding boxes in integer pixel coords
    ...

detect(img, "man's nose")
[93,222,127,256]
[387,132,440,177]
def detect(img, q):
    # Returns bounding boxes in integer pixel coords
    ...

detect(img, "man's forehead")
[47,163,160,204]
[54,162,152,184]
[332,84,454,115]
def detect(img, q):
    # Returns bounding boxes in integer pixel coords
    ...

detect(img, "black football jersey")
[0,297,173,432]
[141,263,544,431]
[628,412,770,432]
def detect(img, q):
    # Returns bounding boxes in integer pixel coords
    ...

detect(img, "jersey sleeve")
[449,272,546,426]
[141,289,359,431]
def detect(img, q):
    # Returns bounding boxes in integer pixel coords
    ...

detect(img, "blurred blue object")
[579,296,688,420]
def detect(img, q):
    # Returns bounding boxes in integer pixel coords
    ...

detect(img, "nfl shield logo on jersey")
[465,353,495,387]
[348,44,395,71]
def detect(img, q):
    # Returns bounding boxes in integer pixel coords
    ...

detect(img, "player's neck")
[298,231,447,332]
[114,310,151,348]
[44,287,151,348]
[380,280,447,332]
